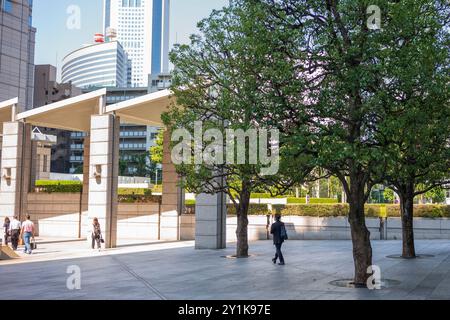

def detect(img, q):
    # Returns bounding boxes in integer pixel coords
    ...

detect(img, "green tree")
[254,0,394,285]
[251,0,449,284]
[150,129,164,165]
[119,159,128,176]
[165,2,312,257]
[383,188,395,204]
[425,187,447,204]
[380,0,450,258]
[132,152,159,178]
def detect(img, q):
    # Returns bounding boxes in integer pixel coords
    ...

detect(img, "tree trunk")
[399,183,416,258]
[347,180,373,287]
[236,188,250,258]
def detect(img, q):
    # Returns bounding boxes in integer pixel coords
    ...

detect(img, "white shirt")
[9,219,21,231]
[22,220,34,233]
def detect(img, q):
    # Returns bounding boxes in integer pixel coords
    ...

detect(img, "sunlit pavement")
[1,240,450,300]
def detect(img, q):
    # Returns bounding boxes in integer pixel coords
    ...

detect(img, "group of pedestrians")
[3,215,103,254]
[4,214,283,260]
[2,215,35,254]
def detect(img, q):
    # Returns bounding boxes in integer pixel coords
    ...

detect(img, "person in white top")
[9,216,21,250]
[21,215,35,255]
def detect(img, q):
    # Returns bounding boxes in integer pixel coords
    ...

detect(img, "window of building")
[2,0,13,13]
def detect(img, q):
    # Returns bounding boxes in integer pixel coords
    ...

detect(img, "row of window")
[120,143,147,149]
[120,131,146,137]
[121,0,143,8]
[62,50,118,73]
[63,60,120,83]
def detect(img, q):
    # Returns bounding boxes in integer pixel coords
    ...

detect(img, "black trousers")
[274,243,285,263]
[10,229,20,250]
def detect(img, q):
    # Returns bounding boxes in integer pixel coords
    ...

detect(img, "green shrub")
[182,203,450,218]
[272,204,349,217]
[227,204,271,216]
[270,204,450,218]
[117,188,158,203]
[118,194,161,203]
[185,199,196,206]
[118,188,152,196]
[386,205,450,218]
[287,197,307,204]
[250,193,287,199]
[35,181,159,203]
[35,180,82,193]
[309,198,339,204]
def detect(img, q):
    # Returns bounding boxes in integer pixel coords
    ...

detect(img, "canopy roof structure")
[16,89,107,132]
[0,98,18,133]
[106,89,174,127]
[0,89,174,133]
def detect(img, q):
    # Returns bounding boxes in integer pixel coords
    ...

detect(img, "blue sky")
[33,0,228,78]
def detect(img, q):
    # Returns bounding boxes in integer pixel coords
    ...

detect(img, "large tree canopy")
[165,0,449,284]
[243,0,449,284]
[164,2,312,257]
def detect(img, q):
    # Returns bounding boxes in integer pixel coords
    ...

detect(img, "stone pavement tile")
[2,240,450,300]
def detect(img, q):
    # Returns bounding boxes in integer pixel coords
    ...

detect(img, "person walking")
[3,217,10,246]
[9,216,21,250]
[21,215,35,255]
[270,214,288,265]
[91,218,102,250]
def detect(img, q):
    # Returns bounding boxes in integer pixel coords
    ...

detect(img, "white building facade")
[103,0,170,87]
[62,41,129,89]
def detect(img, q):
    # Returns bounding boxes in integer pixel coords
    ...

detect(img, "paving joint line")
[110,256,168,300]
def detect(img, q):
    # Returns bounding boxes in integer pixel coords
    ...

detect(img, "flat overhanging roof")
[16,89,107,132]
[0,98,18,133]
[106,89,174,127]
[1,88,174,133]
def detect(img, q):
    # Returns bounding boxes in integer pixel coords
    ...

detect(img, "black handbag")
[31,238,37,250]
[100,235,105,244]
[280,224,288,241]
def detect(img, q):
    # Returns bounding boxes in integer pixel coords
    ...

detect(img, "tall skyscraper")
[0,0,36,111]
[103,0,170,87]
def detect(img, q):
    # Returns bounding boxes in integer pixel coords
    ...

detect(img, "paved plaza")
[1,239,450,300]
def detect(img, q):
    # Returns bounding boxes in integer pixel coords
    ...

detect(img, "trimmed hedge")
[227,204,271,216]
[185,203,450,218]
[118,188,152,196]
[35,180,82,193]
[272,204,450,218]
[287,197,338,204]
[118,194,161,204]
[35,181,155,200]
[250,193,287,199]
[273,204,349,217]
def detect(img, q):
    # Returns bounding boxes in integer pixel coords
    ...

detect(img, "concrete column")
[80,135,90,239]
[0,122,32,222]
[29,141,38,191]
[195,180,227,250]
[87,115,119,248]
[160,131,184,241]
